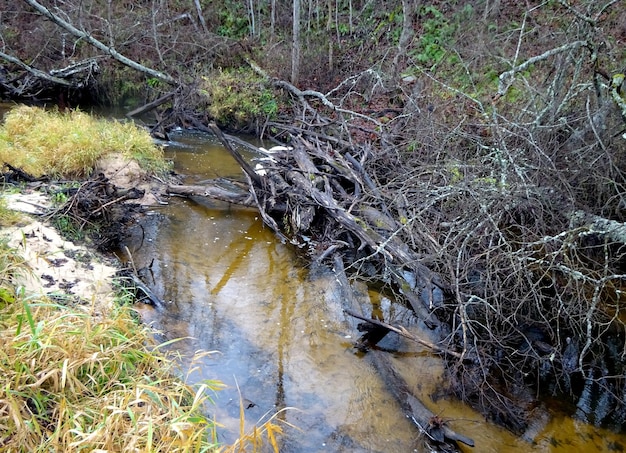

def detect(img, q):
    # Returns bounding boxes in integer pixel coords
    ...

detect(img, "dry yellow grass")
[0,298,222,452]
[0,105,167,177]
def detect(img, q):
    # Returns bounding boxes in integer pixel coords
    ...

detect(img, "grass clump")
[0,198,23,228]
[0,298,222,452]
[199,68,278,131]
[0,239,26,310]
[0,105,168,178]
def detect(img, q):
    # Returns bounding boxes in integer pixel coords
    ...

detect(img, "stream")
[104,129,626,452]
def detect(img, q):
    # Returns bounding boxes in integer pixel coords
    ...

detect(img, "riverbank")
[1,150,168,307]
[0,106,226,452]
[4,190,117,309]
[0,153,247,451]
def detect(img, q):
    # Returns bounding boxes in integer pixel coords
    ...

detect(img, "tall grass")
[0,238,26,310]
[0,198,23,229]
[0,105,168,177]
[0,276,287,453]
[0,298,223,452]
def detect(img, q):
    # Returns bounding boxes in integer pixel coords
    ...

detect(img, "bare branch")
[497,40,588,97]
[0,50,75,87]
[274,79,383,127]
[23,0,176,85]
[192,0,209,34]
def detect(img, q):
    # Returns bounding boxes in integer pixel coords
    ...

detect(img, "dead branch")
[166,183,255,206]
[343,308,462,358]
[497,40,589,97]
[0,50,75,87]
[273,79,383,127]
[207,122,263,186]
[24,0,176,85]
[126,91,176,118]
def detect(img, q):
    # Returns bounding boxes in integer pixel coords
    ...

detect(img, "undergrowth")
[199,68,279,131]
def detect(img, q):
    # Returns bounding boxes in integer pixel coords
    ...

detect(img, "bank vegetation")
[0,108,283,452]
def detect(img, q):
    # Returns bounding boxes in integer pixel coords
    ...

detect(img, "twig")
[497,40,588,97]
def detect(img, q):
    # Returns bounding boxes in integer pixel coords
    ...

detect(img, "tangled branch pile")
[203,2,626,436]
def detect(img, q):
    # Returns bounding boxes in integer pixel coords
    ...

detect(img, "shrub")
[199,68,279,131]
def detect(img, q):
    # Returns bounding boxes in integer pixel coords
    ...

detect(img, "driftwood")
[166,183,255,206]
[343,308,462,359]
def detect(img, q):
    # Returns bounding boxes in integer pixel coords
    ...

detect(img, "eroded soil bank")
[1,154,162,308]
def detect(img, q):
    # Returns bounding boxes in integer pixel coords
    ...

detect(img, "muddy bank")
[0,154,165,307]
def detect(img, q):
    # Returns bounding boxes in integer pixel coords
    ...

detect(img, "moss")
[199,68,279,131]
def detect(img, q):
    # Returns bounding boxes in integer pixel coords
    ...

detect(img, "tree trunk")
[291,0,301,85]
[393,0,416,79]
[193,0,209,34]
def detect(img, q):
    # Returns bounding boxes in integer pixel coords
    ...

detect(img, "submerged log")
[371,350,475,448]
[125,91,176,118]
[344,309,461,359]
[334,255,474,450]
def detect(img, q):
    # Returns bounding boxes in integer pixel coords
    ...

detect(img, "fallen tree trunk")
[126,91,177,119]
[167,183,255,206]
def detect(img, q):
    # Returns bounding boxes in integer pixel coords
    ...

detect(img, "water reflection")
[125,132,626,452]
